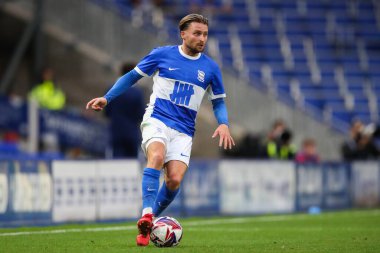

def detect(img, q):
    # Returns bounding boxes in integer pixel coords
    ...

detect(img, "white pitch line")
[2,210,377,237]
[0,217,260,237]
[0,215,298,237]
[0,226,135,237]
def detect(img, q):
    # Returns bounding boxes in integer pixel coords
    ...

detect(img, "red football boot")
[136,213,154,246]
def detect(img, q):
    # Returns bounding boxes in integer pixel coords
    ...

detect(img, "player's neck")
[180,45,200,57]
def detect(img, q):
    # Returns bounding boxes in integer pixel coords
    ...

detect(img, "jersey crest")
[197,70,205,83]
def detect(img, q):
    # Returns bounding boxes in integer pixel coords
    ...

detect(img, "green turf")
[1,209,380,253]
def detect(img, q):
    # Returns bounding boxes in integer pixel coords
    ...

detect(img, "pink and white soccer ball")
[150,216,183,247]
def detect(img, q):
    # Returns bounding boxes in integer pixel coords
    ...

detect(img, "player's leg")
[142,141,165,214]
[153,160,188,217]
[153,128,192,217]
[137,118,169,246]
[137,140,165,246]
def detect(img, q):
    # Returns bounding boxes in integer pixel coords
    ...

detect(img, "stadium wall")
[0,159,379,227]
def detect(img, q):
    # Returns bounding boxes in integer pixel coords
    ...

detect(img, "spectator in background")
[295,138,320,164]
[266,128,296,160]
[105,62,145,158]
[266,119,296,160]
[341,119,363,160]
[29,67,65,110]
[28,67,65,154]
[267,118,286,142]
[223,119,291,159]
[355,129,379,160]
[342,120,379,160]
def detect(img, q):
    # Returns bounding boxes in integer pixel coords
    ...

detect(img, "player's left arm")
[209,63,235,149]
[211,98,235,149]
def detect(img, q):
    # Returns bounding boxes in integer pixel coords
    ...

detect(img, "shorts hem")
[141,137,166,156]
[164,155,190,167]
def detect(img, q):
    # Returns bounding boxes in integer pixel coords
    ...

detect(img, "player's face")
[181,22,208,55]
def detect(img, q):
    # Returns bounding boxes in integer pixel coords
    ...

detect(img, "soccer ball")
[150,216,183,247]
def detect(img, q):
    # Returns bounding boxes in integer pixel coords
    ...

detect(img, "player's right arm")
[85,69,143,111]
[86,97,107,111]
[86,47,162,112]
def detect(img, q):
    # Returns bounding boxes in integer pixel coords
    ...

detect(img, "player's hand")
[212,124,235,150]
[86,97,108,111]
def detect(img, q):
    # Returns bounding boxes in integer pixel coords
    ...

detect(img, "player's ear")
[180,30,185,40]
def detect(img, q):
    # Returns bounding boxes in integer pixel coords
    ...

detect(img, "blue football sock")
[141,168,160,215]
[153,181,180,217]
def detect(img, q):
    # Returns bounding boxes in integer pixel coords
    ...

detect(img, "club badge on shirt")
[197,70,205,83]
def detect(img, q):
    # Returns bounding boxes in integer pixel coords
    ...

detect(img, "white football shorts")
[140,117,192,166]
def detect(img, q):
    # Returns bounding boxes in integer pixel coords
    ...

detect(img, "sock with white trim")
[141,168,160,216]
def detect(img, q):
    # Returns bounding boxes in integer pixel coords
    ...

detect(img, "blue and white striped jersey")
[135,45,226,137]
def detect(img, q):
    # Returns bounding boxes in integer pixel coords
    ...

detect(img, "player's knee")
[149,152,165,168]
[166,176,182,190]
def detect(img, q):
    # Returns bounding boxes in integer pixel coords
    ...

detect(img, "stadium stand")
[98,0,380,132]
[2,0,378,159]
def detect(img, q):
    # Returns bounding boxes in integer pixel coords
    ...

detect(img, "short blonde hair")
[179,14,208,31]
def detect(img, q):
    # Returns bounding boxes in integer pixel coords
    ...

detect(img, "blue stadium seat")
[332,111,353,123]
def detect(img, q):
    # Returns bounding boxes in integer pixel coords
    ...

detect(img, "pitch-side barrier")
[0,159,379,226]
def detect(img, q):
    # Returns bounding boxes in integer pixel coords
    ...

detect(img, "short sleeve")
[135,47,163,77]
[207,63,226,100]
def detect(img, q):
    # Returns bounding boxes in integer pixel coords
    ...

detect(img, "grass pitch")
[1,209,379,253]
